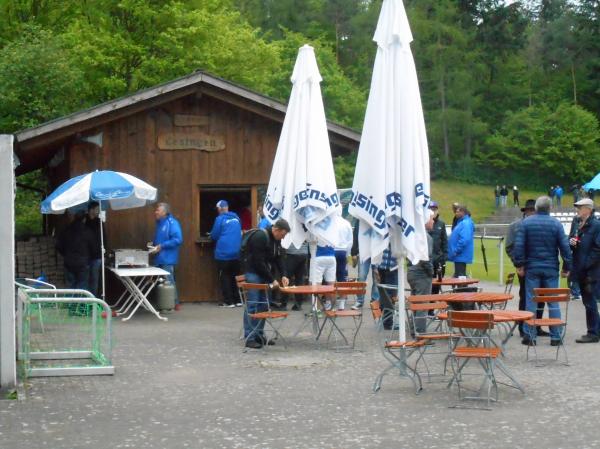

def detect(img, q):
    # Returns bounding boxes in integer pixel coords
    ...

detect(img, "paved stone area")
[1,281,600,448]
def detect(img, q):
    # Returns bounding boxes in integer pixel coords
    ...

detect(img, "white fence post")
[0,135,16,391]
[498,238,504,286]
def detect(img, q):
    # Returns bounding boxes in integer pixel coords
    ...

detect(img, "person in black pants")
[283,241,309,310]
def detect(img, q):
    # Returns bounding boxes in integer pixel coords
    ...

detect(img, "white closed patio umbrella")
[349,0,431,343]
[264,44,350,249]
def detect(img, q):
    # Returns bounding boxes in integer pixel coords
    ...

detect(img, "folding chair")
[372,304,426,394]
[408,301,459,381]
[240,282,288,349]
[524,288,570,366]
[446,311,501,409]
[236,275,246,339]
[503,273,516,295]
[316,282,367,350]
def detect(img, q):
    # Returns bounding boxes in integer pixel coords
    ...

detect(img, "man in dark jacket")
[242,219,290,348]
[85,202,105,298]
[57,211,95,290]
[513,196,572,345]
[569,198,600,343]
[210,200,243,308]
[506,199,543,336]
[428,201,447,294]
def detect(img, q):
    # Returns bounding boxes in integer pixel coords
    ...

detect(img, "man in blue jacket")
[513,196,572,345]
[448,205,474,277]
[210,200,243,308]
[569,198,600,343]
[151,202,184,310]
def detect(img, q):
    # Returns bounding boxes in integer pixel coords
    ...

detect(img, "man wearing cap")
[242,219,290,348]
[506,199,540,337]
[428,201,447,294]
[569,198,600,343]
[513,196,572,346]
[210,200,243,308]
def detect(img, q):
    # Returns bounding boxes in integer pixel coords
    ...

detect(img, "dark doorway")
[199,187,252,235]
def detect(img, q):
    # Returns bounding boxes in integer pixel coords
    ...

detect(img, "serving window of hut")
[197,186,255,241]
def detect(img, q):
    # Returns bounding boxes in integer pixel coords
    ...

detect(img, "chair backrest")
[532,288,570,302]
[335,281,367,297]
[370,300,382,320]
[504,273,516,294]
[235,275,246,288]
[239,282,271,308]
[447,311,494,331]
[408,301,448,313]
[451,286,480,293]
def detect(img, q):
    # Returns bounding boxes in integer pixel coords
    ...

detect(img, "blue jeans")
[524,269,562,340]
[88,258,102,297]
[156,264,179,304]
[356,259,379,305]
[243,272,269,340]
[65,266,90,291]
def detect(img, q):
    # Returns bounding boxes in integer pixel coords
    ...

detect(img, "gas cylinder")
[155,281,176,311]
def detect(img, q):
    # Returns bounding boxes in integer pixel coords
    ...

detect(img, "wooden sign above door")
[157,132,225,152]
[174,114,210,127]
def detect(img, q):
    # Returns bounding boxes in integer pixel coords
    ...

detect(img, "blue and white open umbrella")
[41,170,157,214]
[583,172,600,192]
[41,170,158,299]
[349,0,431,342]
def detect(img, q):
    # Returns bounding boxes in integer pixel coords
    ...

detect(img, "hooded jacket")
[210,211,242,261]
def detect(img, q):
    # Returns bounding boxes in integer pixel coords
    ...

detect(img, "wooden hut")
[15,71,360,301]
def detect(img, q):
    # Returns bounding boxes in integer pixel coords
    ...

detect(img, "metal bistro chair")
[446,311,501,409]
[524,288,570,366]
[372,284,426,393]
[236,275,246,339]
[316,281,367,350]
[504,273,516,295]
[372,304,426,395]
[408,300,460,382]
[240,282,289,349]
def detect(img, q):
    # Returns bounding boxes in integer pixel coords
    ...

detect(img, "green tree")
[480,103,600,183]
[0,26,88,133]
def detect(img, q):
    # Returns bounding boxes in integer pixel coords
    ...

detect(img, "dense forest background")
[1,0,599,191]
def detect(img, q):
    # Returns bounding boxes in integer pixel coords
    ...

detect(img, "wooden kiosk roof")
[14,70,361,175]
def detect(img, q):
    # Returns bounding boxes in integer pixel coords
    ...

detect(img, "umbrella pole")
[99,203,106,300]
[398,256,406,343]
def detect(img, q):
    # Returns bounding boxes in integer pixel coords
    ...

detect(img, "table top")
[438,310,533,322]
[432,277,479,286]
[280,285,335,295]
[108,266,170,277]
[408,292,512,304]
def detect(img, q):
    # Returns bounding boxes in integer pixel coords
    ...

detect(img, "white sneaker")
[235,302,244,307]
[324,301,333,311]
[219,303,235,308]
[351,303,363,310]
[337,299,346,311]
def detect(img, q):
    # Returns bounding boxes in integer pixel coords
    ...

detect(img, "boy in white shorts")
[310,244,337,310]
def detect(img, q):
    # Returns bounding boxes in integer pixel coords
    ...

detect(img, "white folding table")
[108,267,169,321]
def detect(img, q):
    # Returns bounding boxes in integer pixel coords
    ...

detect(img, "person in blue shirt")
[151,202,183,310]
[210,200,243,308]
[448,205,475,277]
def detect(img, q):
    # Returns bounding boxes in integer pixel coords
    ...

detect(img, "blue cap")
[216,200,228,209]
[429,201,439,209]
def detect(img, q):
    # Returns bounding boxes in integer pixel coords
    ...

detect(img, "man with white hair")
[568,198,600,343]
[513,196,572,346]
[151,202,183,310]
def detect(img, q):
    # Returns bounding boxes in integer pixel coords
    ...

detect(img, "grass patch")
[431,179,545,223]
